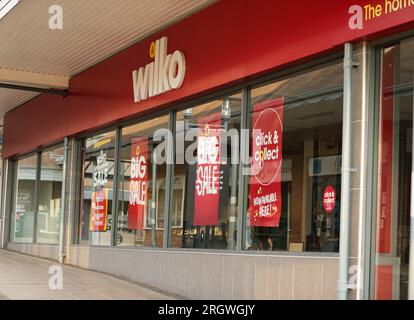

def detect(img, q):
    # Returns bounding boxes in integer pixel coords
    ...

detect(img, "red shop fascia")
[3,0,414,158]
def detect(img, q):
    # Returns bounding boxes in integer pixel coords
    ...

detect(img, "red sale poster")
[249,98,284,227]
[322,185,336,213]
[193,114,222,226]
[375,43,396,300]
[90,188,108,232]
[128,137,148,230]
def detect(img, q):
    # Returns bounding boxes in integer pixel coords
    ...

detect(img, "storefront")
[1,0,414,300]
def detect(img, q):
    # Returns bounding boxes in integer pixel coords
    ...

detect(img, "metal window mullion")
[32,151,42,244]
[408,56,414,301]
[236,87,251,251]
[0,160,5,247]
[362,46,380,300]
[7,160,15,245]
[9,160,18,243]
[150,150,158,247]
[72,139,83,245]
[3,160,15,246]
[367,47,383,300]
[58,138,69,263]
[163,111,176,249]
[0,160,6,247]
[110,127,122,247]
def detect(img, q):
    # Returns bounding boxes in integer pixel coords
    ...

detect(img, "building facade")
[1,0,414,300]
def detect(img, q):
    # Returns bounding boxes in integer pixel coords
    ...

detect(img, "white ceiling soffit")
[0,89,39,119]
[0,0,216,117]
[0,88,38,108]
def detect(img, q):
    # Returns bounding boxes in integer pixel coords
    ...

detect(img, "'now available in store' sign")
[90,189,108,232]
[249,98,284,228]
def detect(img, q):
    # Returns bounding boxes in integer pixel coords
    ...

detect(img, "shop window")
[78,131,116,246]
[10,154,38,243]
[36,145,64,244]
[246,62,343,252]
[170,176,185,228]
[170,93,242,250]
[116,115,169,247]
[373,37,414,300]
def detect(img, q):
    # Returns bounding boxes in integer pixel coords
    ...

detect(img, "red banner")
[323,185,336,213]
[374,43,397,301]
[249,98,284,227]
[377,47,395,255]
[193,115,222,226]
[128,137,148,230]
[90,188,108,232]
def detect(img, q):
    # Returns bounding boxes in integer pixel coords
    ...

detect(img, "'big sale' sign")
[128,137,148,230]
[193,115,222,226]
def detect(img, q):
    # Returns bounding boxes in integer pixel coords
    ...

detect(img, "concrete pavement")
[0,249,173,300]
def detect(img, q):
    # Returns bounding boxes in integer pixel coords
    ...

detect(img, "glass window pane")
[247,62,343,252]
[171,92,242,250]
[373,38,414,300]
[36,145,64,244]
[117,115,169,247]
[78,131,116,246]
[11,154,38,243]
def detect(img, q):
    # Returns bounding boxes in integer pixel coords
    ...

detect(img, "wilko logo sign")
[132,37,186,103]
[194,115,222,226]
[322,185,336,213]
[128,137,148,230]
[249,98,284,227]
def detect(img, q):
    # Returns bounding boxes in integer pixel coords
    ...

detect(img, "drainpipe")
[338,43,357,300]
[58,137,69,264]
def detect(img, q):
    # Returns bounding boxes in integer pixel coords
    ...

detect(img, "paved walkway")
[0,249,173,300]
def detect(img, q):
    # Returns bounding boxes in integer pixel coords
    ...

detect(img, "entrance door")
[372,37,414,300]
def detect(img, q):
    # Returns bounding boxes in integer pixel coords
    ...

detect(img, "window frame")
[68,52,345,257]
[243,62,344,252]
[76,130,117,247]
[9,142,64,245]
[365,31,414,300]
[36,144,66,245]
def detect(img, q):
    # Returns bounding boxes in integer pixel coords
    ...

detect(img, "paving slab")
[0,249,173,300]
